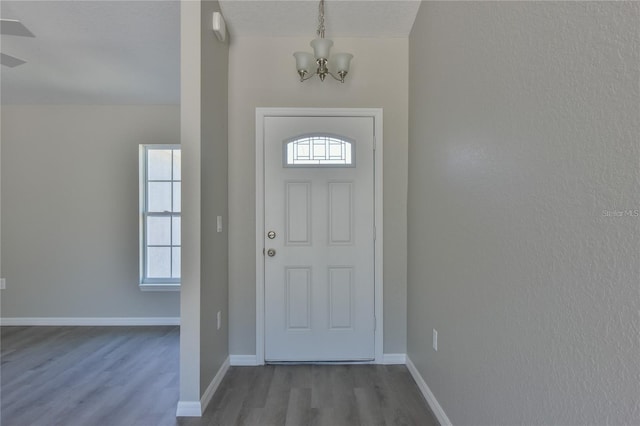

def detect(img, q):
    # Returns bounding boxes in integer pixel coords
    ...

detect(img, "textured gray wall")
[407,2,639,425]
[1,105,180,318]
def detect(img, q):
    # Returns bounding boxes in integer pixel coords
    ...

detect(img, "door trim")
[256,108,383,364]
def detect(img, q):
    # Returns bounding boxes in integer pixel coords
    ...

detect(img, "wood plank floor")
[1,326,438,426]
[186,364,440,426]
[1,326,180,426]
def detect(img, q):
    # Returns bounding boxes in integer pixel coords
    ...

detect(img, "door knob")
[267,249,276,257]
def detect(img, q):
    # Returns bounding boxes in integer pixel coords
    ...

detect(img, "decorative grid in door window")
[284,134,355,167]
[139,145,181,286]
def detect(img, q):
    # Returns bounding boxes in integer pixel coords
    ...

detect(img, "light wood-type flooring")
[1,326,438,426]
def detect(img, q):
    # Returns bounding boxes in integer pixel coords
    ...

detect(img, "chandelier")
[293,0,353,83]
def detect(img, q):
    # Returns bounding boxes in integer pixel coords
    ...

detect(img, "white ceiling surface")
[218,1,421,38]
[1,1,180,105]
[1,1,420,105]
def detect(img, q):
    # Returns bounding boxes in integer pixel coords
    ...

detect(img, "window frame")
[139,144,181,292]
[283,133,356,168]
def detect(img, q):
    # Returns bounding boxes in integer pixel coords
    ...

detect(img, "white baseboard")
[382,353,406,364]
[230,355,259,366]
[175,401,201,417]
[201,356,230,413]
[176,356,230,417]
[0,317,180,326]
[406,356,452,426]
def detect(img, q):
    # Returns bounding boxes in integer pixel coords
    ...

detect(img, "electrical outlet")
[432,329,438,351]
[217,311,221,330]
[0,278,5,290]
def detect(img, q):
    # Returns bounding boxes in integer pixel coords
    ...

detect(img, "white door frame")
[256,107,383,364]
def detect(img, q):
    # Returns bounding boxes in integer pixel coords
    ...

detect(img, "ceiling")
[1,0,420,105]
[1,1,181,105]
[218,1,421,38]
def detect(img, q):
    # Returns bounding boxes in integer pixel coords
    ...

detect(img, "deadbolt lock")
[267,231,276,239]
[267,249,276,257]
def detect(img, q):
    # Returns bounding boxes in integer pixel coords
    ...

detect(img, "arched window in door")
[284,134,355,167]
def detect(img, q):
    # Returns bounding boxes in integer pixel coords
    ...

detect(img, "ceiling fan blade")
[0,19,35,37]
[1,53,26,68]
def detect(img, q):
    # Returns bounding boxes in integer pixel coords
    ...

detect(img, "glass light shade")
[293,52,315,73]
[332,53,353,72]
[310,38,333,59]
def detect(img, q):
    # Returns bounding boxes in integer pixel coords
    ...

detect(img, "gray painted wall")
[180,0,202,403]
[199,0,229,395]
[179,0,229,405]
[228,37,409,355]
[1,105,180,318]
[407,2,639,425]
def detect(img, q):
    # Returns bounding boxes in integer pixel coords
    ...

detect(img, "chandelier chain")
[317,0,325,38]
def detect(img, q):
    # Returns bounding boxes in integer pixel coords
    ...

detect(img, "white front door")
[263,115,375,361]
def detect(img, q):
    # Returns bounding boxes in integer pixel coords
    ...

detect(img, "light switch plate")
[0,278,6,290]
[217,216,223,233]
